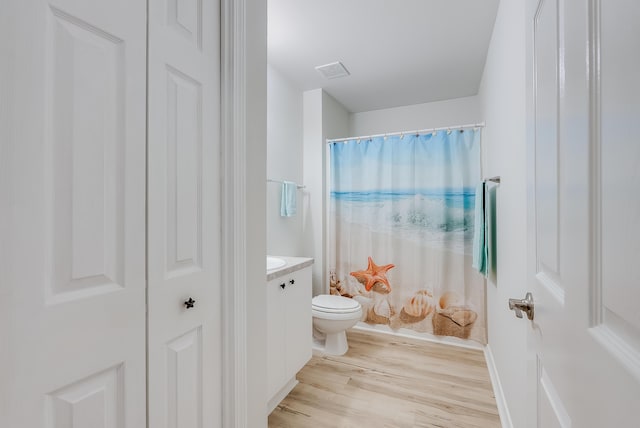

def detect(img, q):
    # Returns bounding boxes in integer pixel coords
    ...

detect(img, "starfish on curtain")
[350,256,395,292]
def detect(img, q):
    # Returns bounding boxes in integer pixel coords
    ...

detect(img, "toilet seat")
[312,295,360,314]
[312,295,362,321]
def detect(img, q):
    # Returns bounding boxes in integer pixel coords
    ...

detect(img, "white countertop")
[267,256,314,281]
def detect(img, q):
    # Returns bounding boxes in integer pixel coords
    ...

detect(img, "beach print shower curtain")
[329,129,486,344]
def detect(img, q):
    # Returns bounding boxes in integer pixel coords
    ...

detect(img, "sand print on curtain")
[329,129,486,344]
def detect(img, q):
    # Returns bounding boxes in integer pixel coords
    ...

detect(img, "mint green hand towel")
[280,181,297,217]
[472,182,487,276]
[487,184,497,277]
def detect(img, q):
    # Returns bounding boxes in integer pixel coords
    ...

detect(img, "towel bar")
[267,179,305,189]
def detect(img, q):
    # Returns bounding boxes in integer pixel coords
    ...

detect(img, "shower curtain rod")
[326,122,485,144]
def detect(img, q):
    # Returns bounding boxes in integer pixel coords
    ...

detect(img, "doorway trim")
[221,0,249,425]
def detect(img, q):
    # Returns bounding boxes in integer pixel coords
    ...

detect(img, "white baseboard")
[267,377,299,415]
[352,322,484,351]
[484,344,513,428]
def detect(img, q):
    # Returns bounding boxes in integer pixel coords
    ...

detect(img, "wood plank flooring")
[268,330,500,428]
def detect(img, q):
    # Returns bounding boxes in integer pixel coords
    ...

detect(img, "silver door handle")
[508,292,534,320]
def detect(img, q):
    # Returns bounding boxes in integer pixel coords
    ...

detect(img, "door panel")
[47,6,128,302]
[536,361,570,428]
[167,0,202,47]
[527,0,640,426]
[166,328,203,428]
[147,0,221,425]
[0,0,147,427]
[48,365,124,428]
[165,66,203,277]
[533,0,560,279]
[530,1,571,421]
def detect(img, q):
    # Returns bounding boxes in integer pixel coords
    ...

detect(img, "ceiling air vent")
[315,61,350,80]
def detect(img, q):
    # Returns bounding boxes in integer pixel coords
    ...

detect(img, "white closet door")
[0,0,147,427]
[147,0,221,426]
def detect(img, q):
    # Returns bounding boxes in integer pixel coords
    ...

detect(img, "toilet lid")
[312,295,361,313]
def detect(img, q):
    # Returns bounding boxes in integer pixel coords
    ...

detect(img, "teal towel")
[487,184,497,278]
[280,181,297,217]
[472,182,487,276]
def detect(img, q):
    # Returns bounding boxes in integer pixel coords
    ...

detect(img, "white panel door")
[147,0,221,426]
[0,0,147,427]
[526,0,640,426]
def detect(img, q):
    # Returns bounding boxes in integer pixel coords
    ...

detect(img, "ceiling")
[268,0,500,113]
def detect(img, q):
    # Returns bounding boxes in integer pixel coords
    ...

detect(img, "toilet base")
[312,330,349,356]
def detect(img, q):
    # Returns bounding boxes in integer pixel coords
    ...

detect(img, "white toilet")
[312,295,362,355]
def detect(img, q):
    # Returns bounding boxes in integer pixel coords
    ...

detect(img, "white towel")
[280,181,297,217]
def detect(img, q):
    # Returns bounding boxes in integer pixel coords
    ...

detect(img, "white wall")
[478,0,527,427]
[302,89,322,295]
[349,95,481,137]
[320,92,350,294]
[302,90,349,296]
[267,65,303,256]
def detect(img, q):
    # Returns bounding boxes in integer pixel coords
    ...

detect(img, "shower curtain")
[328,129,486,344]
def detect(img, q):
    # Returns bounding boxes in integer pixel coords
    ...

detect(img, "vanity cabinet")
[266,264,312,412]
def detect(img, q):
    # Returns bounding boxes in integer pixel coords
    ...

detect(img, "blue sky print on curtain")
[328,129,486,344]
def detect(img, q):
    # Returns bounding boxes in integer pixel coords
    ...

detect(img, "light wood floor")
[268,330,500,428]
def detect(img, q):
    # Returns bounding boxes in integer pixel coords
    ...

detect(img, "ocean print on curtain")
[329,129,486,344]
